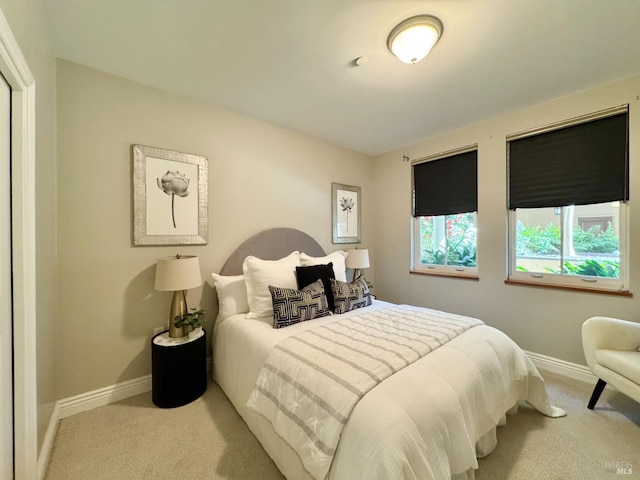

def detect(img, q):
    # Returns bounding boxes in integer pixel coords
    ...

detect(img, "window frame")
[411,214,479,279]
[507,203,629,293]
[411,144,479,279]
[506,106,630,293]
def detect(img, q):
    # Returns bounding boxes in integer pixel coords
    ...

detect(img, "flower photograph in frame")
[332,182,361,244]
[132,144,208,245]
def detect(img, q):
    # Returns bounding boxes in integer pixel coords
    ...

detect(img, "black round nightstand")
[151,329,207,408]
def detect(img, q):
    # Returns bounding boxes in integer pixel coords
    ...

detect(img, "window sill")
[504,279,632,297]
[410,270,479,281]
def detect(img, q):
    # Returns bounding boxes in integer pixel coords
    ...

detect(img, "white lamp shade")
[345,249,370,269]
[388,15,443,64]
[155,255,202,291]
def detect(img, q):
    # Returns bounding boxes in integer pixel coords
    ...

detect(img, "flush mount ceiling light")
[387,15,443,64]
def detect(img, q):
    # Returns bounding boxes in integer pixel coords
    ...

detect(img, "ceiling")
[45,0,640,156]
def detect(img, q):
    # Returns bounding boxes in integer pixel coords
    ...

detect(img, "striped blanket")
[246,305,484,480]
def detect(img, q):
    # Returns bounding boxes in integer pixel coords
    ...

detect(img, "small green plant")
[174,308,205,330]
[450,244,477,267]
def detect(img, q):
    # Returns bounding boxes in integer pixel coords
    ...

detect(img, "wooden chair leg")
[588,379,607,410]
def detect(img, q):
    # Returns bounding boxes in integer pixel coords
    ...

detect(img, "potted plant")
[174,308,205,339]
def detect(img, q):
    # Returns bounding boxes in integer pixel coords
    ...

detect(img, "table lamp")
[155,255,202,338]
[345,248,370,282]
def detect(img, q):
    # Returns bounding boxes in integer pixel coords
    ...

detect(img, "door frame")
[0,65,13,480]
[0,8,37,480]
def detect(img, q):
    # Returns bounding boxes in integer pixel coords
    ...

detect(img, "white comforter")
[213,300,564,480]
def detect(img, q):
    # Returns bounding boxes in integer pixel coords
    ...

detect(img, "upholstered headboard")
[219,228,326,276]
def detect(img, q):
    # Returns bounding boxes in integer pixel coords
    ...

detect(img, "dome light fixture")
[387,15,443,64]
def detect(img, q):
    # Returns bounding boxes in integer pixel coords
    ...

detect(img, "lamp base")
[352,268,361,282]
[168,290,187,338]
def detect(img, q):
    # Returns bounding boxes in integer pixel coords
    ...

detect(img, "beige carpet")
[476,371,639,480]
[45,370,639,480]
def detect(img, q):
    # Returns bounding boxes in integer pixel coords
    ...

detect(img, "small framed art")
[132,144,208,245]
[332,182,361,244]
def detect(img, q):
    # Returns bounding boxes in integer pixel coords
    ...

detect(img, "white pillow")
[211,273,249,322]
[243,251,301,319]
[300,250,348,282]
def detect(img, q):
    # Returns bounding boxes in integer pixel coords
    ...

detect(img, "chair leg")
[588,379,607,410]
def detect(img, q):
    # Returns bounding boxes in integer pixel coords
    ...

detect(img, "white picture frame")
[332,182,361,244]
[132,144,208,245]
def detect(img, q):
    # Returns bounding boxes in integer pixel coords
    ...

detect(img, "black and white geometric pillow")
[269,279,331,329]
[330,276,372,314]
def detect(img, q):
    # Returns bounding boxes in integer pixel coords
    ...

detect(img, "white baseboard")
[58,375,152,420]
[57,357,213,420]
[525,350,596,384]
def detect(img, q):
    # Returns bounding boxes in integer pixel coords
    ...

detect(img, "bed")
[212,228,565,480]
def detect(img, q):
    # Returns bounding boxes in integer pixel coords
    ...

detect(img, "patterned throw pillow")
[269,279,331,329]
[330,276,372,314]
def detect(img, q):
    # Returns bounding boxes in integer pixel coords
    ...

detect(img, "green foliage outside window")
[420,213,477,267]
[515,222,560,255]
[515,221,618,256]
[518,259,620,278]
[420,216,619,275]
[559,259,619,277]
[515,220,620,278]
[572,224,619,253]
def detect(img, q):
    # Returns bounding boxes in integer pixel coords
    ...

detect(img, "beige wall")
[56,60,374,399]
[0,0,58,454]
[373,74,640,365]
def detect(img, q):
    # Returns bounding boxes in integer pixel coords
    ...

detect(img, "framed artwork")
[332,182,361,244]
[132,144,208,245]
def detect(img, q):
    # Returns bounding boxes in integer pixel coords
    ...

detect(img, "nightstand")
[151,329,207,408]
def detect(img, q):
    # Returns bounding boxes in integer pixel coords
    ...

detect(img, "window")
[507,106,629,292]
[412,146,478,277]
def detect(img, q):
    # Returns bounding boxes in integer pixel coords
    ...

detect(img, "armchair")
[582,316,640,409]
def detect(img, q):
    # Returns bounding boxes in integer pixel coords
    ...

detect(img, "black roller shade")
[508,112,628,210]
[413,150,477,217]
